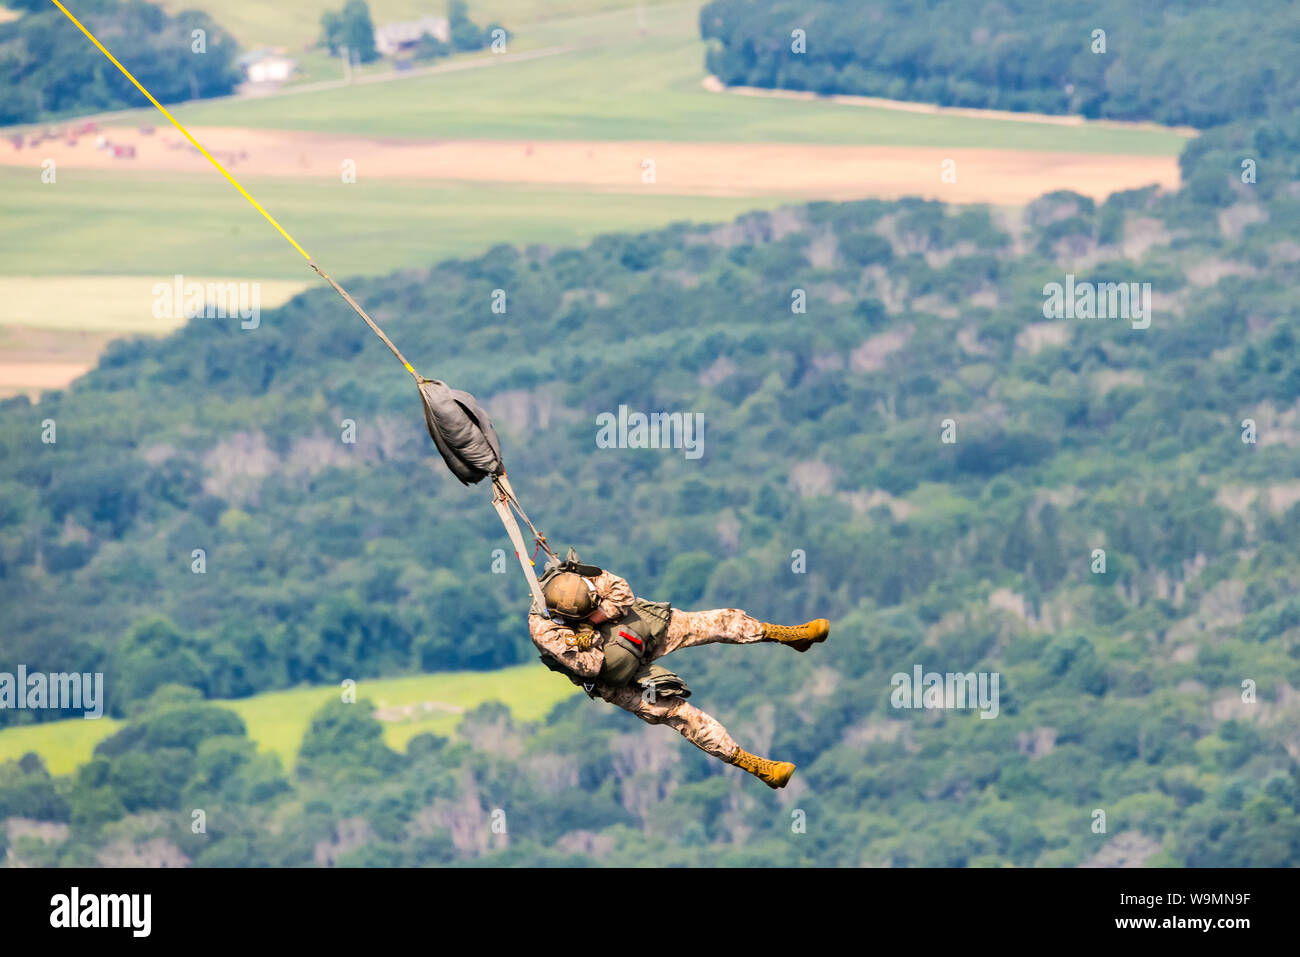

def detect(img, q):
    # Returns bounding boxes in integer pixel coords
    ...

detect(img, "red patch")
[618,630,642,646]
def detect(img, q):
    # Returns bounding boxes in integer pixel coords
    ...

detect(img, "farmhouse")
[375,16,450,56]
[239,50,297,84]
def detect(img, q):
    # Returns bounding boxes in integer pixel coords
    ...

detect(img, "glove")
[567,626,596,651]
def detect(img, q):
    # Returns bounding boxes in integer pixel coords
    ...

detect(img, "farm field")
[0,127,1181,201]
[0,166,792,279]
[0,276,310,330]
[0,663,572,775]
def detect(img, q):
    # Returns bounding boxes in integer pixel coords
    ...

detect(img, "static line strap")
[496,475,558,562]
[491,490,549,614]
[307,261,418,375]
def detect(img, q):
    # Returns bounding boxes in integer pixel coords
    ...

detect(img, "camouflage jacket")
[528,569,634,678]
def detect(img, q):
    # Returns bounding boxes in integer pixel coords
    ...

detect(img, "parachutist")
[530,557,829,788]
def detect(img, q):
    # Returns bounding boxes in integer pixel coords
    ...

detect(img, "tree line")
[699,0,1300,128]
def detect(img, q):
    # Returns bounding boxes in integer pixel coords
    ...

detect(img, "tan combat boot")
[761,618,830,653]
[730,747,796,789]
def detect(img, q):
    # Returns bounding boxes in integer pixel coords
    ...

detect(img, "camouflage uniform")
[529,572,765,762]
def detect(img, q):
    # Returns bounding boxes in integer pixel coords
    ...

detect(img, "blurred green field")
[0,166,788,282]
[0,663,573,775]
[0,276,310,332]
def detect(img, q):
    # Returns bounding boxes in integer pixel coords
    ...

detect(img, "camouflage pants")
[593,608,765,762]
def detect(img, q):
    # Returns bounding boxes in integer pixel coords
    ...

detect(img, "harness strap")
[492,478,549,614]
[495,474,558,564]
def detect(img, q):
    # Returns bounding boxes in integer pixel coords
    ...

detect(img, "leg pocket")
[633,663,692,701]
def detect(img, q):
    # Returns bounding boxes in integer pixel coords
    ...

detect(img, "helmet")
[543,572,597,619]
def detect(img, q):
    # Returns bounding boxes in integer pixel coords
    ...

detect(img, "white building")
[240,52,297,84]
[374,17,450,56]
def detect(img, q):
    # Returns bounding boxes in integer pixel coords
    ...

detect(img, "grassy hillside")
[153,5,1187,153]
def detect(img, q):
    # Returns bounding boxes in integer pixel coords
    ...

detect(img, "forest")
[699,0,1300,127]
[0,0,241,125]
